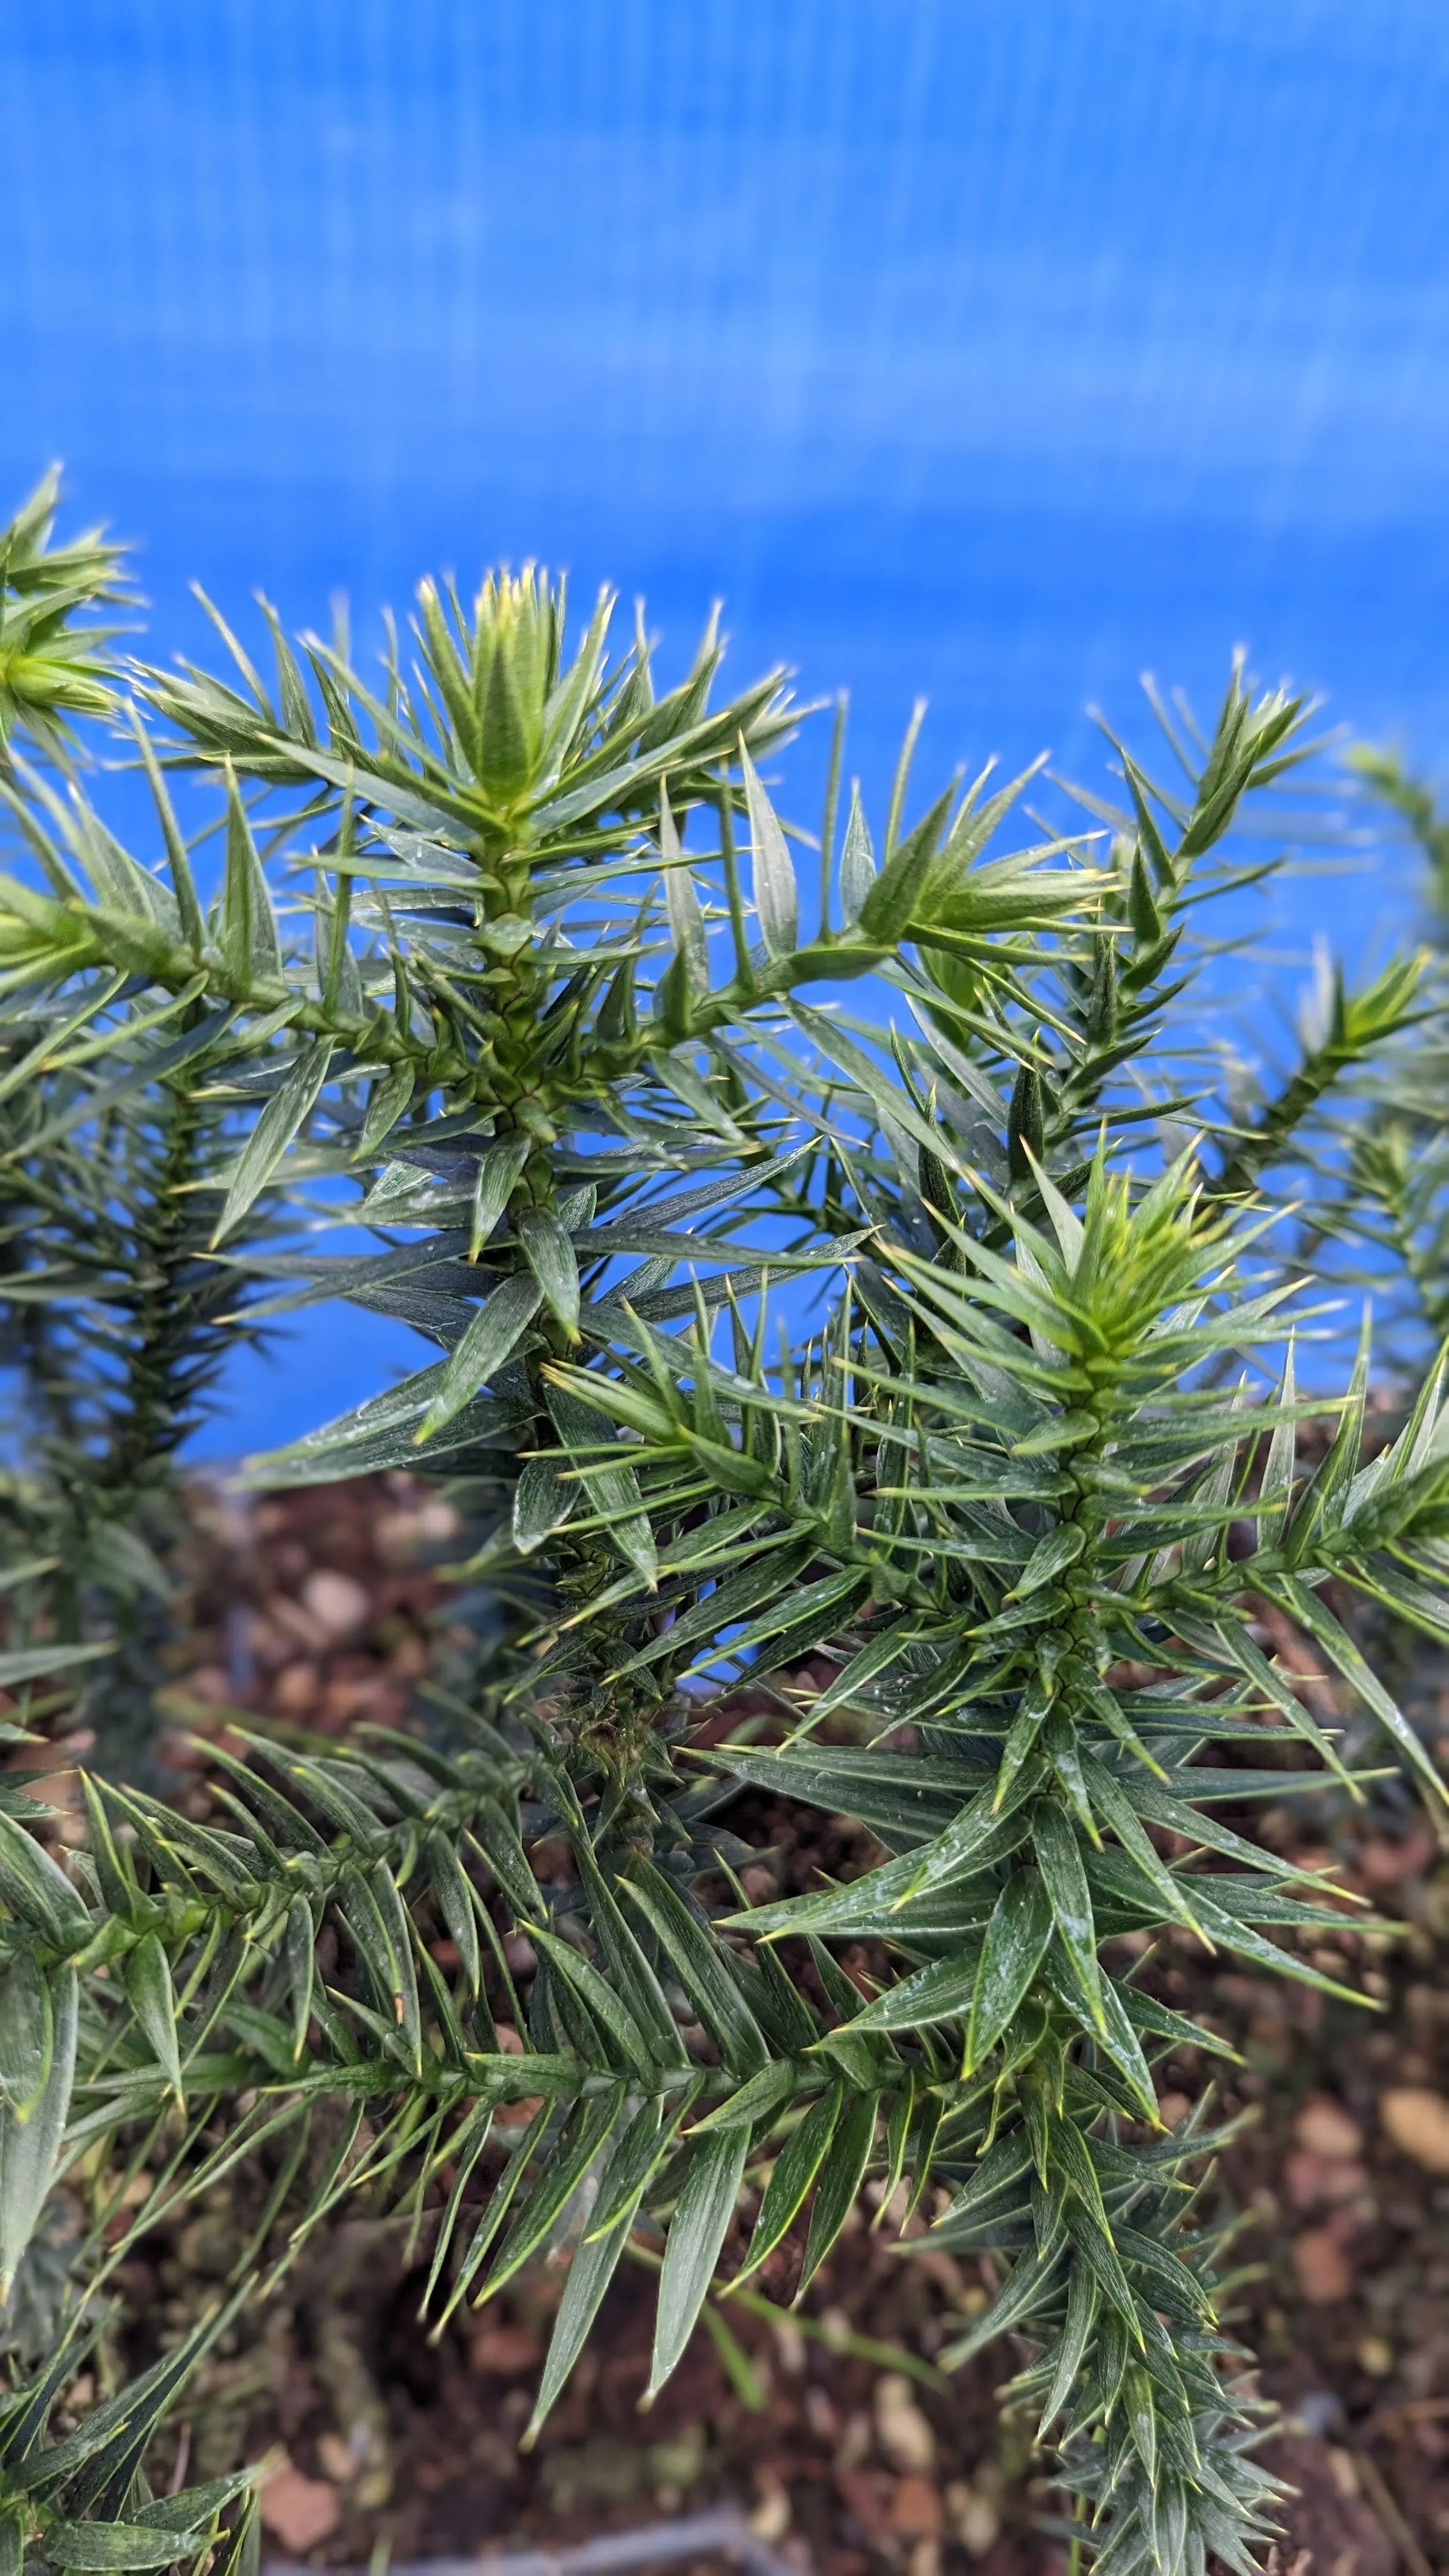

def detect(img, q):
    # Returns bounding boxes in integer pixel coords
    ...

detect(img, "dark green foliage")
[0,937,294,1777]
[1310,744,1449,1354]
[0,471,1443,2576]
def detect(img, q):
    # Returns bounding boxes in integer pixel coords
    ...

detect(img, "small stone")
[315,2433,356,2485]
[835,2465,893,2546]
[1380,2085,1449,2174]
[270,1595,327,1652]
[300,1568,370,1638]
[1353,1830,1434,1888]
[908,2540,942,2576]
[259,2467,341,2553]
[1292,2225,1354,2303]
[1357,2334,1394,2377]
[890,2474,942,2539]
[803,2389,838,2444]
[375,1499,460,1561]
[1155,2090,1192,2128]
[494,2092,544,2128]
[272,1662,320,1715]
[1294,2097,1363,2160]
[874,2373,937,2472]
[750,2479,791,2543]
[181,1666,232,1706]
[323,1673,388,1728]
[470,2321,541,2375]
[944,2481,1001,2557]
[1283,2149,1367,2209]
[833,2410,873,2473]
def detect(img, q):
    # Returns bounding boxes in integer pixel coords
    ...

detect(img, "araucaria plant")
[1,469,1446,2576]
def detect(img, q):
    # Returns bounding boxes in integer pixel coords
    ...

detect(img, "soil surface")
[14,1476,1449,2576]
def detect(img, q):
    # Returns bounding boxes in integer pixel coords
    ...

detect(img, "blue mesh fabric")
[4,0,1446,1440]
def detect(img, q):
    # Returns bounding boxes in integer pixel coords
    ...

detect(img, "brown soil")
[16,1477,1449,2575]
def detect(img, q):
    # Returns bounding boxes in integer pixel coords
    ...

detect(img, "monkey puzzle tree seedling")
[0,472,1443,2576]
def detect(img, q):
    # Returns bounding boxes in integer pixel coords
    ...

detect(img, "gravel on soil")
[9,1475,1449,2576]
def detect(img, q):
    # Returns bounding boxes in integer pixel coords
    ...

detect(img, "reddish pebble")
[891,2476,944,2538]
[1284,2149,1367,2209]
[180,1666,232,1706]
[836,2467,893,2546]
[272,1662,320,1715]
[1294,2096,1363,2160]
[1353,1830,1434,1889]
[259,2469,341,2552]
[1292,2225,1354,2303]
[470,2322,542,2375]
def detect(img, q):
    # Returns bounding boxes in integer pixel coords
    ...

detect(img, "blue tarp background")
[4,1,1447,1448]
